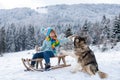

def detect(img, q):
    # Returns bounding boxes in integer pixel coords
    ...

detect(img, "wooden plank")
[51,64,71,69]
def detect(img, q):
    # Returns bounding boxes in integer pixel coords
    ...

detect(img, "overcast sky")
[0,0,120,9]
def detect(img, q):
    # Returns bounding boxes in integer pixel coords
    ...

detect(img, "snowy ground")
[0,43,120,80]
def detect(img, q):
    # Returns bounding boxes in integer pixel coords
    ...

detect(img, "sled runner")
[21,55,71,71]
[21,58,45,71]
[21,58,34,71]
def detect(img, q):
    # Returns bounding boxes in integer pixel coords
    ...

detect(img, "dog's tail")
[97,70,108,79]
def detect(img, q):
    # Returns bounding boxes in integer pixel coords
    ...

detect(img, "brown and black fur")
[74,36,107,79]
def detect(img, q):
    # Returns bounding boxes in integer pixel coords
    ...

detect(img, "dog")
[61,36,108,79]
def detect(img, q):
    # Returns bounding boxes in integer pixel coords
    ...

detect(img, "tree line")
[0,14,120,55]
[0,24,45,55]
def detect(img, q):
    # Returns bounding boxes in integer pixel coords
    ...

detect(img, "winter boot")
[45,63,51,71]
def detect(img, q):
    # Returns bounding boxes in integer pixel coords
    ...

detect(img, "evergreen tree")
[6,23,16,52]
[92,22,101,45]
[0,27,3,56]
[81,20,92,45]
[21,26,27,50]
[26,25,37,50]
[112,15,120,42]
[15,26,27,51]
[14,29,21,52]
[0,27,6,53]
[100,16,111,51]
[101,15,107,24]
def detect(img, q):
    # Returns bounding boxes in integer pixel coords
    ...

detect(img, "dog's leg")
[61,50,77,58]
[71,63,81,73]
[84,65,94,76]
[68,53,78,58]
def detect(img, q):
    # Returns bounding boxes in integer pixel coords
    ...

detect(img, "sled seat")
[33,54,70,69]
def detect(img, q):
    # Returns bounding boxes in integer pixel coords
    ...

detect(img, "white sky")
[0,0,120,9]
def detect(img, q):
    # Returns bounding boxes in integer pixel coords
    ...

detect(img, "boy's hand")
[35,45,40,52]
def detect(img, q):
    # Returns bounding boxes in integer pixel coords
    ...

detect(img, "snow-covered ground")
[0,43,120,80]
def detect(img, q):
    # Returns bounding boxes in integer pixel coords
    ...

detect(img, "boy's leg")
[43,51,54,70]
[43,51,54,64]
[31,52,44,66]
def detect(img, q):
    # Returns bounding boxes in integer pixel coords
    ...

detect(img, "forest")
[0,14,120,54]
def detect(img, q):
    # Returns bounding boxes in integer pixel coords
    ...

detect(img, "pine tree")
[26,25,37,50]
[15,26,27,51]
[21,26,27,50]
[0,27,3,56]
[101,15,106,24]
[81,20,89,36]
[112,15,120,42]
[0,27,6,53]
[14,29,20,52]
[81,20,92,45]
[6,23,16,52]
[99,15,112,51]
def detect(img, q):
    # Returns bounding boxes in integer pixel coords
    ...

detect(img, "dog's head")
[74,36,87,48]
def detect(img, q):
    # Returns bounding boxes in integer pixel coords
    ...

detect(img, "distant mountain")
[0,4,120,27]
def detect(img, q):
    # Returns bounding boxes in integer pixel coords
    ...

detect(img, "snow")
[0,43,120,80]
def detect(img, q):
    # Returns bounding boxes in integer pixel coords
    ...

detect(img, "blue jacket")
[40,38,69,56]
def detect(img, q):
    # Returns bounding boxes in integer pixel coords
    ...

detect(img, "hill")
[0,4,120,27]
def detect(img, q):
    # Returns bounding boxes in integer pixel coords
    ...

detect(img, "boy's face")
[50,31,56,39]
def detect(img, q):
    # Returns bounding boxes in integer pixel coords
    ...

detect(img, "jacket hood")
[46,27,53,36]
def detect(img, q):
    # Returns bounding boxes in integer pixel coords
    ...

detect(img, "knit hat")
[41,27,54,36]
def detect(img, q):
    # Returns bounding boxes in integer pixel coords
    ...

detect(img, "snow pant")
[31,51,55,66]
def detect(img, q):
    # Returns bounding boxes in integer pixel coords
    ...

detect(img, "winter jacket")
[40,38,69,56]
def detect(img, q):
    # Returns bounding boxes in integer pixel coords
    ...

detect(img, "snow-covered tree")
[112,15,120,42]
[80,20,92,45]
[0,27,6,54]
[5,23,16,52]
[26,25,37,50]
[110,15,120,48]
[18,26,27,51]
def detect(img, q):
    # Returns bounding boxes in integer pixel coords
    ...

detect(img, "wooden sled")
[21,55,71,71]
